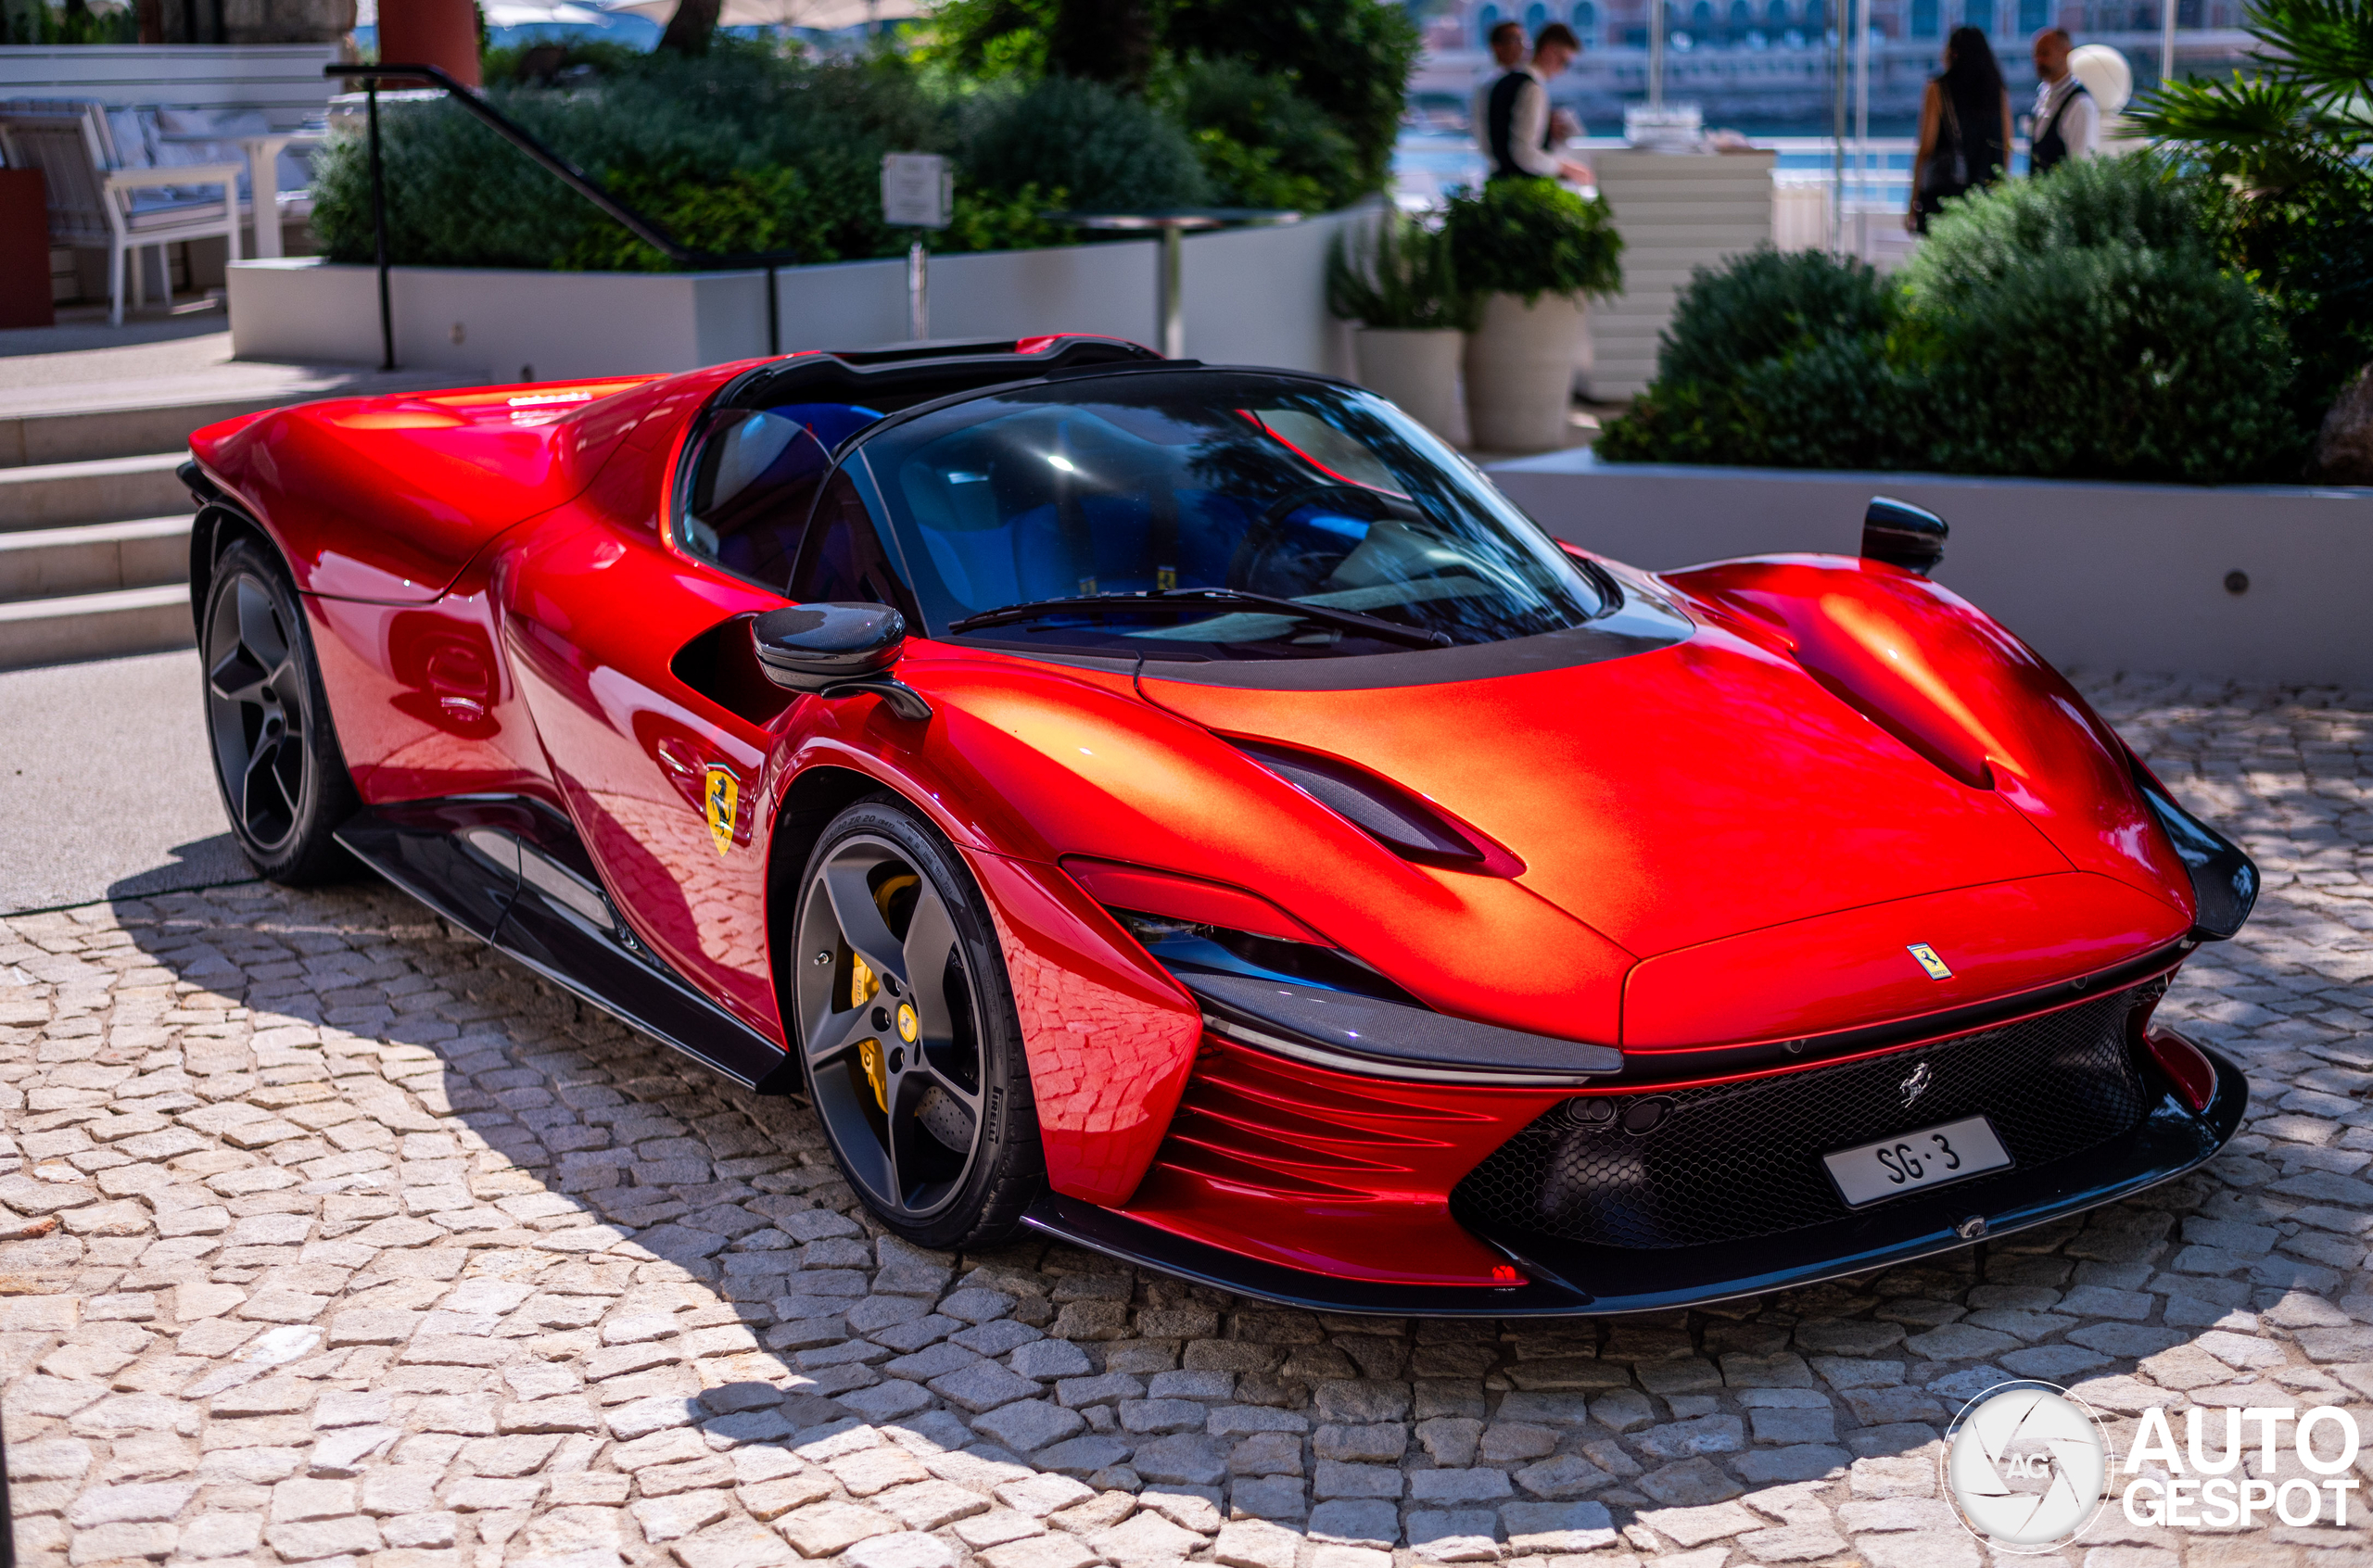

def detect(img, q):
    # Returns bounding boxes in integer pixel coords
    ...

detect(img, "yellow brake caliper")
[849,875,920,1114]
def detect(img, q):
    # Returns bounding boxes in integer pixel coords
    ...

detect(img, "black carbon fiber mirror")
[1862,497,1948,576]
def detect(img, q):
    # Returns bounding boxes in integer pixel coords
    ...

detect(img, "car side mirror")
[750,603,932,720]
[1862,497,1948,576]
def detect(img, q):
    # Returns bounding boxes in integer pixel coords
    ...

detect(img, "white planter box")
[1489,449,2373,688]
[226,208,1368,383]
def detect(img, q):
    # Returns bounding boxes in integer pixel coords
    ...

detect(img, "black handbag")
[1921,91,1969,199]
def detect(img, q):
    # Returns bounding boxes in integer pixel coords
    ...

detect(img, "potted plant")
[1443,179,1624,452]
[1326,210,1477,445]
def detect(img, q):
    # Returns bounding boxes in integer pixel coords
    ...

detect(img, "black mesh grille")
[1452,982,2160,1250]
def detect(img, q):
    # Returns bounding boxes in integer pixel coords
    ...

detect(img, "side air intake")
[1232,739,1523,877]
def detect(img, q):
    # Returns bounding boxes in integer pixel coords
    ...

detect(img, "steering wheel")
[1227,484,1411,598]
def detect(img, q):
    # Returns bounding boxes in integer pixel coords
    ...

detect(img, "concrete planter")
[1464,291,1587,454]
[1351,327,1468,447]
[225,208,1371,383]
[1487,448,2373,688]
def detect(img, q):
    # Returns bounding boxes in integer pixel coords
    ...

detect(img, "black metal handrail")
[325,62,797,370]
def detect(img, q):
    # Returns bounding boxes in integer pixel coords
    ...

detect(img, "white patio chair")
[0,97,242,324]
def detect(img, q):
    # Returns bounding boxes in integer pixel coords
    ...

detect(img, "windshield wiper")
[946,588,1453,649]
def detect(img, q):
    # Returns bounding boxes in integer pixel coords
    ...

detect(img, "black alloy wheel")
[793,796,1042,1248]
[201,537,359,884]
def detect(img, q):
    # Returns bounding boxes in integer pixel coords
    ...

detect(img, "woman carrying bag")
[1907,26,2013,234]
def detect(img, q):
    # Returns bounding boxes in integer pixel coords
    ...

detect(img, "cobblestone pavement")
[3,677,2370,1568]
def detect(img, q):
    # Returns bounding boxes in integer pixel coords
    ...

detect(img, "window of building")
[1478,4,1502,46]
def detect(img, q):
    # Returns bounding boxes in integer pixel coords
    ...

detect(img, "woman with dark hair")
[1907,26,2013,233]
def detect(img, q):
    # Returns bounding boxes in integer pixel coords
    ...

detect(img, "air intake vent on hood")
[1232,739,1524,877]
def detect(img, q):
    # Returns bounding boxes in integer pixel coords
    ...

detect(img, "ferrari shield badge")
[1907,942,1953,980]
[704,766,738,856]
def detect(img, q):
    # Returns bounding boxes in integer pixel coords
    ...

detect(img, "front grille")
[1451,982,2160,1250]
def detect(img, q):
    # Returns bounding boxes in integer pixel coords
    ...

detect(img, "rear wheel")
[201,537,359,884]
[793,796,1043,1249]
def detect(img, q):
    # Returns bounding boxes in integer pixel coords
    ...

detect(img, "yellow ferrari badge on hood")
[1906,942,1952,980]
[704,766,738,856]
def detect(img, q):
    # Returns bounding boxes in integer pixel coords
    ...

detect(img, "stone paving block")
[776,1498,900,1557]
[1406,1508,1500,1562]
[1502,1499,1618,1553]
[1307,1498,1398,1547]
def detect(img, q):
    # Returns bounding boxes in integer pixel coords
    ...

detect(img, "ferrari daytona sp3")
[180,334,2254,1314]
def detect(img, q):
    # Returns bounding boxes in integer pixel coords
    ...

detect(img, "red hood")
[1138,623,2070,959]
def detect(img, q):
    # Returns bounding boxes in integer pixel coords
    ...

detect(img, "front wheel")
[201,536,360,884]
[793,795,1044,1249]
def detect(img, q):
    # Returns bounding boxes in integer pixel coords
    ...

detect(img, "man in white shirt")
[2029,28,2100,174]
[1474,22,1592,183]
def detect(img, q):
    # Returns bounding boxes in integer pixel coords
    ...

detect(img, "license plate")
[1823,1116,2011,1208]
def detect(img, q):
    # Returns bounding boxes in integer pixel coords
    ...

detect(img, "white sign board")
[882,153,952,229]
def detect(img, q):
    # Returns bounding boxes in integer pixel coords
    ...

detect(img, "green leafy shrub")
[1441,179,1623,303]
[1164,57,1356,211]
[1596,249,1917,469]
[925,0,1417,204]
[1326,211,1474,331]
[1651,246,1897,387]
[1599,156,2303,484]
[1164,0,1421,203]
[959,75,1212,212]
[312,43,1074,269]
[1910,230,2302,484]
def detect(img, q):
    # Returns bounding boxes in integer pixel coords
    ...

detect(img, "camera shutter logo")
[1943,1382,2111,1552]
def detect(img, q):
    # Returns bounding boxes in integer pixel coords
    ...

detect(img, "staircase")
[0,333,465,671]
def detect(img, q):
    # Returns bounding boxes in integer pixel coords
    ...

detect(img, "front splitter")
[1022,1041,2246,1317]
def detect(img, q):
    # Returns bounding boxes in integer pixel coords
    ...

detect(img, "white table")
[159,127,324,259]
[239,130,324,259]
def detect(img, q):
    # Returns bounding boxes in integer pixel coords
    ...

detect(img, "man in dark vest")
[2028,27,2099,175]
[1473,21,1593,183]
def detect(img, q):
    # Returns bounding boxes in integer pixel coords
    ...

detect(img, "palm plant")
[2128,0,2373,415]
[1326,210,1477,331]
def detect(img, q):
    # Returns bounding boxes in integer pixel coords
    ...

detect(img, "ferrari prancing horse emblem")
[704,766,738,856]
[1906,942,1952,980]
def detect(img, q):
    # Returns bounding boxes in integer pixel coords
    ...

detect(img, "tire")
[792,794,1044,1249]
[200,536,361,885]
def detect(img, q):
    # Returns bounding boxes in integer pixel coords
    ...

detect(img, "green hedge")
[313,30,1391,272]
[1596,156,2305,485]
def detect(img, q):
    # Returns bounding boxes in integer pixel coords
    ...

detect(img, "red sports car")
[182,335,2252,1314]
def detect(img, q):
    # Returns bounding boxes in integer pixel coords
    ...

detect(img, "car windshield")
[856,370,1605,661]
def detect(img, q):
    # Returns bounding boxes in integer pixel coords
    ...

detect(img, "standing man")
[2028,27,2099,174]
[1475,21,1593,183]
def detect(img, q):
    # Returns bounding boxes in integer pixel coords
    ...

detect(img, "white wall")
[0,44,339,128]
[226,206,1372,383]
[1490,449,2373,689]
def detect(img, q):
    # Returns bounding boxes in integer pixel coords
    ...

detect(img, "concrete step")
[0,395,280,471]
[0,362,474,468]
[0,453,194,533]
[0,515,194,602]
[0,584,192,671]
